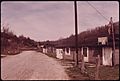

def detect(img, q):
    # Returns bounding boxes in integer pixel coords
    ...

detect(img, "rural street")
[1,51,69,80]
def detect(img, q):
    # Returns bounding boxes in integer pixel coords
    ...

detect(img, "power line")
[86,1,109,22]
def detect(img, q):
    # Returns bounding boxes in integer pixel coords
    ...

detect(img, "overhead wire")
[86,1,109,22]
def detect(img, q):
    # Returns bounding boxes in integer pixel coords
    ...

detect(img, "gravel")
[1,51,69,80]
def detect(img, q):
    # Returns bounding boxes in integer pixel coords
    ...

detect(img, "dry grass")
[85,64,119,80]
[99,65,119,80]
[63,60,119,80]
[65,66,90,80]
[42,55,119,80]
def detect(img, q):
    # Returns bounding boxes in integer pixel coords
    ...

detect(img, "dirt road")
[1,51,69,80]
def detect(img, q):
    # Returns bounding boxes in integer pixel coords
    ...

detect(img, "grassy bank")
[65,66,89,80]
[65,61,119,80]
[86,64,119,80]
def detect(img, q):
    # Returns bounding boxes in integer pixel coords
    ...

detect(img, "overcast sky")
[1,1,119,41]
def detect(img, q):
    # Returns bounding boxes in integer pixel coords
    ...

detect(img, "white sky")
[1,1,119,41]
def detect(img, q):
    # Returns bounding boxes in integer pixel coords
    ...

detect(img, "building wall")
[78,48,82,61]
[88,47,96,63]
[63,48,81,61]
[43,48,47,53]
[63,48,75,61]
[88,47,119,66]
[46,47,56,57]
[88,47,103,64]
[102,47,112,66]
[63,50,74,61]
[115,49,119,65]
[81,47,89,62]
[59,46,119,66]
[56,49,63,59]
[47,47,54,53]
[64,48,71,55]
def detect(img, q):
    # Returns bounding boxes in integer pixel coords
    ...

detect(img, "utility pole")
[74,1,79,66]
[95,54,100,80]
[110,17,115,66]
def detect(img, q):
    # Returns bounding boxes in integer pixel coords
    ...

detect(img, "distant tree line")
[1,26,37,55]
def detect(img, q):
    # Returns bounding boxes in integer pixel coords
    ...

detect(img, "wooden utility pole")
[74,1,79,66]
[110,17,115,66]
[81,54,85,73]
[95,54,100,80]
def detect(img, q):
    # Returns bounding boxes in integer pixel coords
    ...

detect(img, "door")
[82,47,89,62]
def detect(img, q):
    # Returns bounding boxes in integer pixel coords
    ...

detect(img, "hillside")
[50,21,119,48]
[1,27,38,55]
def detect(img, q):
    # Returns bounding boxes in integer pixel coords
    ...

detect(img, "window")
[83,47,87,57]
[66,48,69,53]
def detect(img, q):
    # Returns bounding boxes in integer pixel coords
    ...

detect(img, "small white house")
[98,37,112,66]
[78,36,118,66]
[43,48,47,54]
[64,48,71,55]
[81,47,89,62]
[56,48,63,59]
[80,46,113,66]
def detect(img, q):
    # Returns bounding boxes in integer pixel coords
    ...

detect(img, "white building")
[56,48,63,59]
[43,48,47,54]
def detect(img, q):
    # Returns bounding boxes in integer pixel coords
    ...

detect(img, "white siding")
[56,49,63,59]
[81,47,89,62]
[43,48,47,53]
[65,48,71,55]
[102,47,112,66]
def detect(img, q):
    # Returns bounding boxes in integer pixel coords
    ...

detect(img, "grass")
[85,64,119,80]
[65,66,90,80]
[63,61,119,80]
[99,65,119,80]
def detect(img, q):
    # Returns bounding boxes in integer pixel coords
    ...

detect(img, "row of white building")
[38,37,119,66]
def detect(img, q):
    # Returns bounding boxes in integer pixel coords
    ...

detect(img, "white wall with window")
[81,47,89,62]
[56,49,63,59]
[65,48,71,55]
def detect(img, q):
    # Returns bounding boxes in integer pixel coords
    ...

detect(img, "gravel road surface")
[1,51,69,80]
